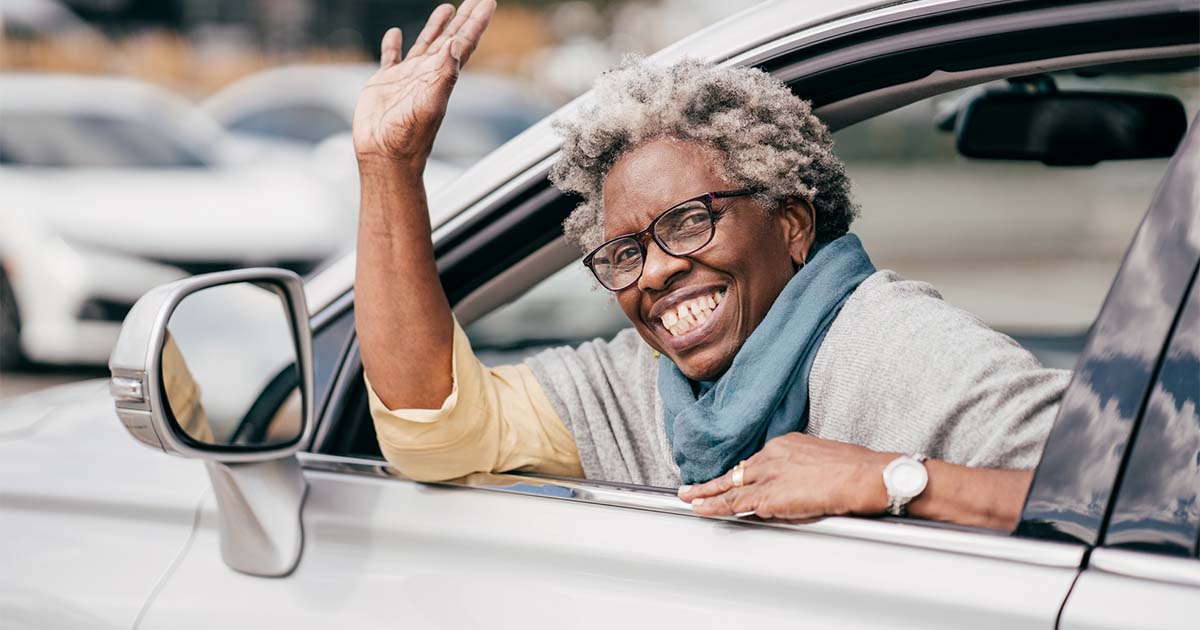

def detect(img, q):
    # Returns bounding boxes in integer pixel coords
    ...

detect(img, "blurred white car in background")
[203,64,553,238]
[203,64,554,167]
[0,73,347,368]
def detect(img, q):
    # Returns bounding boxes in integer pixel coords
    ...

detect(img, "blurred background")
[0,0,762,396]
[1,0,1197,394]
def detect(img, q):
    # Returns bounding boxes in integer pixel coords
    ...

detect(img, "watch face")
[887,460,928,497]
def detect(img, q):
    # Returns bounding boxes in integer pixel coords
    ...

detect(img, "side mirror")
[955,86,1187,166]
[109,268,313,577]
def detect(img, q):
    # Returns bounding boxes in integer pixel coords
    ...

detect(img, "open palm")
[352,0,496,165]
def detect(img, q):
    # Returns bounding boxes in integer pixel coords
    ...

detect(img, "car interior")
[306,6,1199,524]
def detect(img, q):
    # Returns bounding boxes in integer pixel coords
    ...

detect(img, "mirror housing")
[955,86,1186,166]
[109,268,314,460]
[109,268,313,577]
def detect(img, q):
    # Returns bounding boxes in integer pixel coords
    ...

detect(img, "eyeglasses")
[582,189,755,291]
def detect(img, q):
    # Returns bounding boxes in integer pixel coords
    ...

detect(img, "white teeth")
[660,291,727,336]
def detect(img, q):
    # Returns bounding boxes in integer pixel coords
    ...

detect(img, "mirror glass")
[957,91,1186,165]
[161,281,303,449]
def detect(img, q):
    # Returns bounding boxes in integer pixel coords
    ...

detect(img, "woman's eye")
[613,245,640,264]
[677,208,710,228]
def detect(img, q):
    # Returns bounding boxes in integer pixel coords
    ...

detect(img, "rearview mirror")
[955,88,1187,166]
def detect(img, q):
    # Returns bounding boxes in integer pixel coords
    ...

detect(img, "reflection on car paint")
[1104,273,1200,556]
[1017,118,1200,545]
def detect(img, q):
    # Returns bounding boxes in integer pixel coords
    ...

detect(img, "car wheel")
[0,269,22,370]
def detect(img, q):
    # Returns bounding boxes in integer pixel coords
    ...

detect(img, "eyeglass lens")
[591,199,714,290]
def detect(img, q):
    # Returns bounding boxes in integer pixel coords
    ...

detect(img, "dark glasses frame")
[582,188,756,291]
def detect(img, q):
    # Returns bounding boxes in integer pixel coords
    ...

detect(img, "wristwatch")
[882,453,928,516]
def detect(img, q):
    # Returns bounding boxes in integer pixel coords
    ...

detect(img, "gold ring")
[731,462,746,487]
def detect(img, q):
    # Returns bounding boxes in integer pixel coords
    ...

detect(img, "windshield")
[0,113,208,168]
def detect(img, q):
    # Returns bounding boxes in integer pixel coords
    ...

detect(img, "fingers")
[450,0,496,66]
[690,487,758,517]
[681,463,753,504]
[678,473,732,501]
[379,27,403,68]
[409,3,455,58]
[430,0,495,60]
[682,454,770,499]
[429,0,479,52]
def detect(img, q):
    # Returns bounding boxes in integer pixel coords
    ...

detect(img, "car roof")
[0,72,226,145]
[0,72,191,112]
[201,64,376,122]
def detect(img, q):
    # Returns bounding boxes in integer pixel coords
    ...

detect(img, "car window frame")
[301,0,1199,551]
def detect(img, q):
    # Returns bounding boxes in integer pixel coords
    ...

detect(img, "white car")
[2,1,1199,628]
[203,64,554,167]
[0,74,347,367]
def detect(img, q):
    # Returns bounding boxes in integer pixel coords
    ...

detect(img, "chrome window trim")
[1088,548,1200,589]
[298,452,1085,570]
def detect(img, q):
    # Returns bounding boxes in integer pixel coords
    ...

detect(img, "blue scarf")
[658,234,876,484]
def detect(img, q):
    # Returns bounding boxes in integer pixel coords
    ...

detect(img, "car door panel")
[1060,550,1200,630]
[141,463,1082,629]
[0,385,209,628]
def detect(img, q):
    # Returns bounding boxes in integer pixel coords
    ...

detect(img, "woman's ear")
[778,197,816,266]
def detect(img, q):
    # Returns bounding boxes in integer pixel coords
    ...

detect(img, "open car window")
[466,262,626,366]
[465,68,1199,371]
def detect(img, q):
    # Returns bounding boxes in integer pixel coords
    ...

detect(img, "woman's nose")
[637,239,690,292]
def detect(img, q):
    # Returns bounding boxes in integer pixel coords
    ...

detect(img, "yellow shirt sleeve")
[366,318,585,481]
[161,331,214,444]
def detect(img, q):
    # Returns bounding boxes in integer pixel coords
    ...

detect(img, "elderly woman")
[355,0,1067,530]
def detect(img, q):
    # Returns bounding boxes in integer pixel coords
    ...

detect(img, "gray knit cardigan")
[525,270,1068,487]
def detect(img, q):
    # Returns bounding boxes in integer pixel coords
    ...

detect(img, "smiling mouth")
[660,289,726,337]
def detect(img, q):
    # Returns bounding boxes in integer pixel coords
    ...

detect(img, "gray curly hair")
[550,56,857,254]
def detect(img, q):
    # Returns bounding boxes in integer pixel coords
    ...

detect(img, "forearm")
[861,456,1032,531]
[355,158,454,409]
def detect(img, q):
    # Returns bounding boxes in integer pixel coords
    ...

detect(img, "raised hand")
[352,0,497,167]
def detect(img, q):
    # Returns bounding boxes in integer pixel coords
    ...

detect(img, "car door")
[136,1,1197,627]
[1055,113,1200,630]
